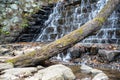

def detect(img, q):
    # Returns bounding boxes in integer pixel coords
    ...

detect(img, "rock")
[80,64,93,74]
[80,64,103,75]
[25,3,31,8]
[0,74,19,80]
[11,16,21,23]
[37,65,44,70]
[69,46,81,59]
[92,73,109,80]
[0,56,13,62]
[0,67,37,80]
[12,50,24,56]
[81,77,91,80]
[10,4,18,10]
[26,64,75,80]
[91,69,103,75]
[6,8,13,14]
[0,63,13,71]
[98,49,120,62]
[0,47,10,56]
[32,4,37,7]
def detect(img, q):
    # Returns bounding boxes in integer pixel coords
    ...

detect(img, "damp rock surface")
[98,49,120,62]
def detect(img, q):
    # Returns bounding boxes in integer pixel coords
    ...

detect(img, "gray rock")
[92,73,109,80]
[98,49,120,62]
[0,67,37,80]
[29,9,34,13]
[80,65,103,75]
[81,78,91,80]
[0,47,10,55]
[0,63,13,71]
[80,64,93,73]
[37,65,44,70]
[10,4,18,10]
[91,69,103,75]
[2,20,9,26]
[25,3,31,8]
[32,4,37,7]
[26,64,75,80]
[6,8,13,13]
[0,4,5,8]
[70,47,81,59]
[11,16,20,23]
[26,0,34,3]
[0,56,13,62]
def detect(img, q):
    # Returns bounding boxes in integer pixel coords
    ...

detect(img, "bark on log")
[6,0,120,67]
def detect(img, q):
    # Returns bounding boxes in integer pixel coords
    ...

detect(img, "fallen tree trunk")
[6,0,120,67]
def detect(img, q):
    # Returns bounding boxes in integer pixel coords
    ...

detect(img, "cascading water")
[35,0,120,61]
[36,1,64,42]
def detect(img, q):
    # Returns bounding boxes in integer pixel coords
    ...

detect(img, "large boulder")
[25,64,75,80]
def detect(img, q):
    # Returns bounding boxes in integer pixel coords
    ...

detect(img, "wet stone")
[98,49,120,62]
[50,34,57,40]
[45,27,54,33]
[57,26,63,34]
[41,35,48,41]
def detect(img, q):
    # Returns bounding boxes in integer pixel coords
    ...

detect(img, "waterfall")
[35,0,119,61]
[36,1,64,42]
[35,0,119,44]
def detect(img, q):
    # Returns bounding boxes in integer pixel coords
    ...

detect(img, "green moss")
[27,50,36,57]
[6,58,16,64]
[21,18,28,28]
[94,17,105,25]
[78,28,83,34]
[0,30,10,35]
